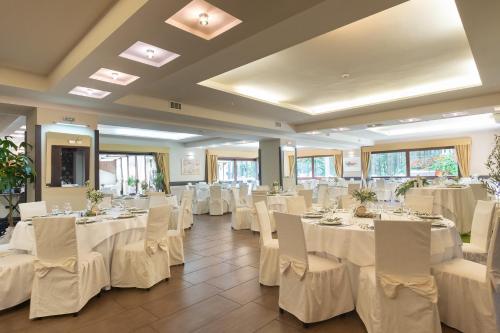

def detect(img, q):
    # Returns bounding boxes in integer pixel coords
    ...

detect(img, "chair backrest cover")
[19,201,47,220]
[317,184,328,207]
[210,186,222,201]
[275,212,308,266]
[375,220,431,277]
[149,195,169,208]
[404,195,434,214]
[240,183,249,198]
[146,205,171,244]
[470,184,488,202]
[298,189,313,209]
[33,217,78,263]
[252,194,267,207]
[347,183,361,195]
[286,196,307,215]
[340,195,356,209]
[470,200,497,252]
[487,218,500,292]
[176,199,187,233]
[255,201,273,246]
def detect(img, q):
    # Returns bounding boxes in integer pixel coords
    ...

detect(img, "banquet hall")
[1,0,500,332]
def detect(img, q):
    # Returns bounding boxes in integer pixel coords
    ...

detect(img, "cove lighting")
[442,111,468,118]
[331,127,350,132]
[367,113,498,136]
[55,122,89,128]
[234,86,285,104]
[98,125,200,141]
[399,118,421,123]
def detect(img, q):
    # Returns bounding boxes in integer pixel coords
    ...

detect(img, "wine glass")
[63,202,72,215]
[51,205,59,215]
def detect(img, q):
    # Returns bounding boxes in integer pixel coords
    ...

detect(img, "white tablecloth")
[123,196,178,209]
[302,212,462,267]
[407,186,475,233]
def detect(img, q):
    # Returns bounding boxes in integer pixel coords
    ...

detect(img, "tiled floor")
[0,214,460,333]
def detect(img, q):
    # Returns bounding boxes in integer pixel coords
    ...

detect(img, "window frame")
[297,155,336,180]
[217,157,258,182]
[369,146,460,178]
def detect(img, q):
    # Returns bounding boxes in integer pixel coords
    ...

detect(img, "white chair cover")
[231,189,252,230]
[463,200,497,264]
[255,201,279,286]
[19,201,47,220]
[256,185,270,191]
[111,205,171,289]
[149,195,169,208]
[251,194,268,232]
[209,186,224,215]
[404,195,434,214]
[192,186,209,215]
[30,217,108,318]
[239,183,250,206]
[340,195,356,209]
[316,184,329,208]
[298,189,313,209]
[285,196,307,215]
[168,199,185,265]
[181,190,194,228]
[432,218,500,333]
[0,248,35,311]
[470,183,488,202]
[347,183,361,194]
[356,220,441,333]
[275,212,354,324]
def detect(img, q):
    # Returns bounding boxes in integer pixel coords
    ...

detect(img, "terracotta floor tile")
[206,266,259,290]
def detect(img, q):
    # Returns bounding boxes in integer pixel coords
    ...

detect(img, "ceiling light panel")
[68,86,110,99]
[90,68,140,86]
[98,125,200,141]
[119,41,180,67]
[165,0,242,40]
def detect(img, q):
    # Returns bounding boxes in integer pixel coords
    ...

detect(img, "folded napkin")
[279,255,307,279]
[378,273,438,303]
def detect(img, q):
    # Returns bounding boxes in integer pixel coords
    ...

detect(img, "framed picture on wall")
[343,156,361,172]
[181,157,200,175]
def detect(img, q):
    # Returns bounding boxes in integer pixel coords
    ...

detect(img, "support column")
[258,139,296,189]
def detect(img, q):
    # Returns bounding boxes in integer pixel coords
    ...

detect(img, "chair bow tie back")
[34,256,77,278]
[378,273,438,303]
[146,238,169,255]
[279,255,307,280]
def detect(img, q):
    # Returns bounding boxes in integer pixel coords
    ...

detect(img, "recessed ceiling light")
[20,125,26,130]
[367,124,384,128]
[341,73,350,79]
[331,127,350,132]
[119,41,180,67]
[90,68,140,86]
[399,118,421,123]
[165,0,242,40]
[98,125,200,141]
[14,130,24,134]
[10,134,24,138]
[442,111,468,118]
[306,131,321,135]
[68,86,111,99]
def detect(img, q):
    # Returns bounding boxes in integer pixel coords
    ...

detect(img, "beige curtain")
[334,152,343,177]
[207,153,218,184]
[154,153,171,194]
[455,144,471,177]
[288,155,296,176]
[361,150,371,179]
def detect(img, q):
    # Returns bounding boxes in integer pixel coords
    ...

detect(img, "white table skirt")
[407,186,475,233]
[302,213,462,267]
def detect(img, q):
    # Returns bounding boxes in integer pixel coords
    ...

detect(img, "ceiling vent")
[170,101,182,110]
[275,121,282,128]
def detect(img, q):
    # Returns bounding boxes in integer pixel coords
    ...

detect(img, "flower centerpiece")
[395,178,430,197]
[483,134,500,199]
[351,188,377,217]
[85,181,104,216]
[270,180,280,194]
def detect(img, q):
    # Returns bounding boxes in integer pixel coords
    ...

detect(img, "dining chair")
[209,185,224,215]
[316,184,329,208]
[431,218,500,333]
[274,212,354,326]
[192,186,209,215]
[168,199,186,265]
[181,190,194,229]
[340,195,356,209]
[347,183,361,195]
[462,200,497,264]
[239,183,250,205]
[30,217,108,319]
[356,220,441,333]
[111,205,171,289]
[255,201,279,286]
[19,201,47,220]
[256,185,270,191]
[231,188,252,230]
[0,246,35,311]
[404,195,434,214]
[251,194,267,232]
[285,196,307,215]
[298,189,313,209]
[149,195,169,208]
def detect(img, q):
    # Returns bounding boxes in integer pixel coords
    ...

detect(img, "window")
[217,158,258,182]
[369,147,460,178]
[99,153,157,195]
[409,148,458,177]
[369,151,407,177]
[297,156,336,179]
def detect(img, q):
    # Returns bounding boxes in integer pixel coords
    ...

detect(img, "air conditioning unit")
[170,101,182,110]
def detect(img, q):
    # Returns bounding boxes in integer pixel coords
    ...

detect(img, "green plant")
[140,180,148,192]
[152,172,164,191]
[483,134,500,196]
[395,178,429,197]
[85,180,104,208]
[352,188,377,204]
[127,176,138,187]
[0,137,35,227]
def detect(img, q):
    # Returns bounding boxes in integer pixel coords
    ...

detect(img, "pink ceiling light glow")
[165,0,242,40]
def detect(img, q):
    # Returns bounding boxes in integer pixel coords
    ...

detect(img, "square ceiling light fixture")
[68,86,111,99]
[90,68,140,86]
[119,41,180,67]
[165,0,242,40]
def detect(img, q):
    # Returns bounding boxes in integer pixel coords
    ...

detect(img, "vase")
[355,205,367,217]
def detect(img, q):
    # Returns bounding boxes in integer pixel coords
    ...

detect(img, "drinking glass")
[51,205,59,215]
[63,202,72,215]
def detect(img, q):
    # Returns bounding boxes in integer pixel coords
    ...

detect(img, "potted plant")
[395,178,430,197]
[140,180,149,195]
[271,180,280,194]
[483,134,500,199]
[152,172,164,192]
[127,176,139,194]
[352,188,377,216]
[85,180,104,216]
[0,137,35,231]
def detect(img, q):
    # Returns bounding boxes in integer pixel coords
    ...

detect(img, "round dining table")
[407,186,475,233]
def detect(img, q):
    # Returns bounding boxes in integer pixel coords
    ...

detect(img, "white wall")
[469,129,498,175]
